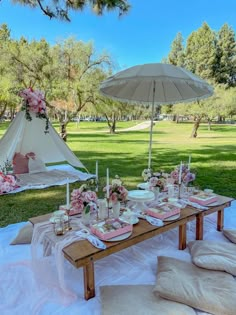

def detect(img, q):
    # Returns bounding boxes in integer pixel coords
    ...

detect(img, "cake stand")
[137,182,149,190]
[128,190,155,212]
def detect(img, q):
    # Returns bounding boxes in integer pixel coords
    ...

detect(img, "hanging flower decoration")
[104,175,128,203]
[170,164,196,185]
[19,87,49,133]
[71,183,97,214]
[0,172,17,194]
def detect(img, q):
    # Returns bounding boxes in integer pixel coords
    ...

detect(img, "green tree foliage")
[166,22,236,137]
[0,24,113,140]
[95,96,130,133]
[185,22,217,81]
[47,37,111,139]
[215,23,236,87]
[167,32,185,67]
[11,0,130,21]
[8,37,52,90]
[0,24,19,119]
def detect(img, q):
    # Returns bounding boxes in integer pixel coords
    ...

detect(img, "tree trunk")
[207,118,211,131]
[105,113,116,134]
[60,122,67,142]
[109,117,116,134]
[190,117,201,138]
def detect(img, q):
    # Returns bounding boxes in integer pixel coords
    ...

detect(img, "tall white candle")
[188,155,191,171]
[95,161,99,192]
[66,178,70,208]
[106,168,109,199]
[96,161,98,181]
[178,162,182,185]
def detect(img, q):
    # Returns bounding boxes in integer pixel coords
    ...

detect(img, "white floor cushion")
[10,223,33,245]
[100,285,195,315]
[188,240,236,275]
[154,256,236,315]
[223,229,236,244]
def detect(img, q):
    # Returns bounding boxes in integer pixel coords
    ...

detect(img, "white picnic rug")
[0,200,235,315]
[7,164,94,194]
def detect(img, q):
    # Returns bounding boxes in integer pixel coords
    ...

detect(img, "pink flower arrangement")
[170,164,196,185]
[148,171,168,191]
[149,176,166,191]
[104,175,128,203]
[19,87,49,133]
[0,172,17,194]
[142,169,168,191]
[71,184,97,214]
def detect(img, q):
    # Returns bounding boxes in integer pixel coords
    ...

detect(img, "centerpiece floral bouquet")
[19,87,49,133]
[71,183,98,215]
[0,172,17,194]
[104,175,128,203]
[170,164,196,185]
[142,169,168,191]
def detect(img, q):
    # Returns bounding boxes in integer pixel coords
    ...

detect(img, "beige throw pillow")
[154,256,236,315]
[223,229,236,244]
[28,157,47,174]
[188,240,236,276]
[100,285,195,315]
[10,223,33,245]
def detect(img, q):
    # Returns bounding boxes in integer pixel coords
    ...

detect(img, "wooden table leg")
[83,260,95,300]
[196,213,204,240]
[217,209,224,231]
[179,224,186,250]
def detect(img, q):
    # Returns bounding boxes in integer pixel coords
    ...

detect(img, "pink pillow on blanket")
[13,152,35,174]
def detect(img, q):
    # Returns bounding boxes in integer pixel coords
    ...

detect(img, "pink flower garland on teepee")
[19,87,49,133]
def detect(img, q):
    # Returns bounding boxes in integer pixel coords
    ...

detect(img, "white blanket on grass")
[8,164,95,194]
[0,201,235,315]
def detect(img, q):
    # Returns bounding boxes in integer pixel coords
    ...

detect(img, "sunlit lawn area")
[0,120,235,227]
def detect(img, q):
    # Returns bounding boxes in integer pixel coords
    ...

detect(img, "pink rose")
[149,177,158,187]
[110,192,118,202]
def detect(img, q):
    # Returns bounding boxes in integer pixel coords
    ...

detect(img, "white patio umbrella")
[99,63,213,169]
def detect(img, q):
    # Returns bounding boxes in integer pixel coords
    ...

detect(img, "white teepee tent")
[0,112,85,169]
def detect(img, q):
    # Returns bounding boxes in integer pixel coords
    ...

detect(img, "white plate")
[137,182,149,190]
[128,190,155,201]
[105,231,132,242]
[163,214,180,221]
[49,215,68,223]
[120,216,139,225]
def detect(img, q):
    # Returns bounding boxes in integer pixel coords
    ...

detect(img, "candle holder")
[106,198,110,219]
[178,183,181,200]
[65,206,72,231]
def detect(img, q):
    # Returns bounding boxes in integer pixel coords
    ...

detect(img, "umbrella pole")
[148,80,156,170]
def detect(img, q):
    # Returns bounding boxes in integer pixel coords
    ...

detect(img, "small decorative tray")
[189,192,218,205]
[146,202,180,220]
[90,218,133,241]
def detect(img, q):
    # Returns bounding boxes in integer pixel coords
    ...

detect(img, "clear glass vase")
[82,205,90,225]
[112,201,121,219]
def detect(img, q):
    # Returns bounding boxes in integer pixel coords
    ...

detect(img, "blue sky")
[0,0,235,70]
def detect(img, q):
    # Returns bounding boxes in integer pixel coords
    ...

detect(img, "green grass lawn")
[0,120,235,227]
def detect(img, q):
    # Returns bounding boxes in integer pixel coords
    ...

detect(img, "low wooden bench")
[29,194,233,300]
